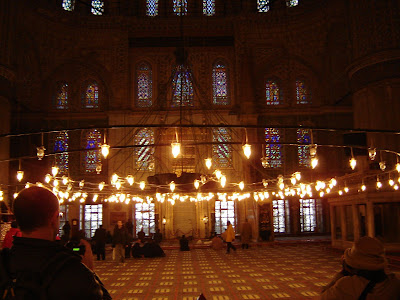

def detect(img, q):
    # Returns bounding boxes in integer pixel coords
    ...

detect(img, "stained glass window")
[62,0,75,11]
[215,200,235,234]
[213,61,229,105]
[135,202,155,236]
[82,82,99,109]
[257,0,269,12]
[84,129,102,173]
[273,200,290,233]
[286,0,299,7]
[54,131,69,175]
[172,65,193,107]
[296,80,309,104]
[203,0,215,16]
[297,129,311,167]
[265,128,282,168]
[146,0,159,16]
[80,204,103,238]
[91,0,104,15]
[135,128,155,171]
[213,127,232,169]
[173,0,187,16]
[266,80,280,105]
[55,83,69,110]
[136,62,153,107]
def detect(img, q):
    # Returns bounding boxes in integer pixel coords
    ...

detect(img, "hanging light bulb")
[214,170,222,180]
[361,183,366,191]
[290,176,296,185]
[220,175,226,188]
[51,166,59,177]
[262,179,268,187]
[53,179,59,187]
[311,157,318,169]
[171,142,181,158]
[44,174,51,183]
[295,172,301,181]
[170,181,176,192]
[204,158,212,169]
[99,181,105,191]
[96,163,102,174]
[396,162,400,173]
[394,184,399,190]
[101,144,110,158]
[242,144,251,159]
[16,170,24,182]
[376,178,382,189]
[111,173,119,184]
[194,180,200,189]
[379,161,386,171]
[126,175,134,185]
[79,180,85,188]
[309,144,317,157]
[368,147,377,160]
[261,157,268,168]
[62,176,69,185]
[139,181,146,190]
[344,186,349,193]
[37,146,46,160]
[239,181,245,190]
[389,179,395,186]
[93,194,98,202]
[349,157,357,170]
[115,181,121,190]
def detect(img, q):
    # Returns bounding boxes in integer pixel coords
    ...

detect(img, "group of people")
[1,185,400,300]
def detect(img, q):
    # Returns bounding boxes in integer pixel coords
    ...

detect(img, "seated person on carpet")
[211,234,224,250]
[142,240,165,258]
[321,236,400,300]
[179,235,190,251]
[131,241,143,258]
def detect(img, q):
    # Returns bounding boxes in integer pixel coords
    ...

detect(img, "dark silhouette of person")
[137,228,146,243]
[125,219,133,236]
[93,224,107,260]
[62,220,71,242]
[131,242,143,258]
[180,235,190,251]
[153,228,163,244]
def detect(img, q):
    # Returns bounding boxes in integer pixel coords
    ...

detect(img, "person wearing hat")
[321,236,400,300]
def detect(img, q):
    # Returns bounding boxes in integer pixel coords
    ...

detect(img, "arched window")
[83,129,102,173]
[62,0,75,11]
[297,128,311,167]
[257,0,270,12]
[266,80,280,105]
[296,80,309,104]
[173,0,187,16]
[212,61,229,105]
[286,0,299,7]
[136,62,153,107]
[91,0,104,15]
[213,127,232,169]
[135,202,155,236]
[265,128,282,168]
[54,131,69,175]
[172,65,193,107]
[55,83,69,110]
[146,0,159,16]
[203,0,215,16]
[135,128,155,171]
[215,199,235,234]
[82,82,99,109]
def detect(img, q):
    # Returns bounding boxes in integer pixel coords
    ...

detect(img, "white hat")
[344,236,387,271]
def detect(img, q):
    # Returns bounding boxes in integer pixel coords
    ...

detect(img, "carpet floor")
[93,243,353,300]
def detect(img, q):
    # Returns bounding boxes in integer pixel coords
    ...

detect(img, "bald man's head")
[13,186,59,233]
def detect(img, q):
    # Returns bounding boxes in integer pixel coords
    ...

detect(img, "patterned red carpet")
[94,243,345,300]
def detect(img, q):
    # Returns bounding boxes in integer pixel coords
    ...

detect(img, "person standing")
[2,220,22,249]
[179,235,190,251]
[321,236,400,299]
[0,186,111,299]
[153,228,163,245]
[62,220,71,241]
[224,220,236,254]
[241,218,252,249]
[94,225,107,261]
[112,221,127,263]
